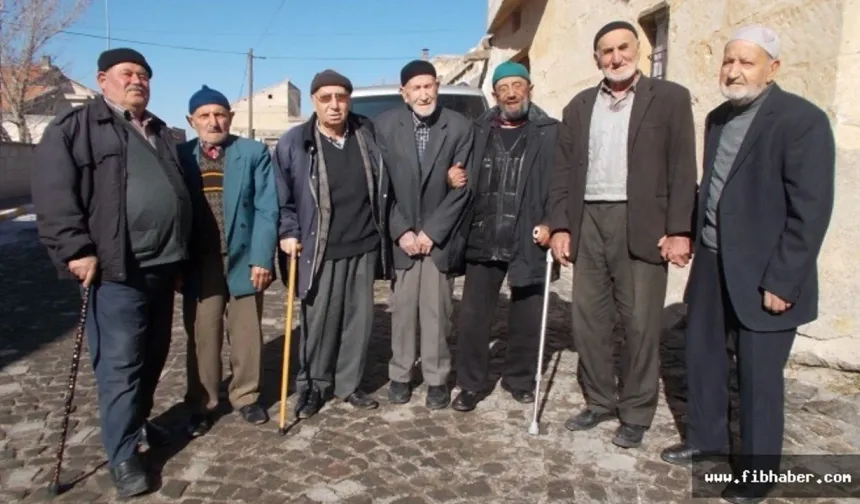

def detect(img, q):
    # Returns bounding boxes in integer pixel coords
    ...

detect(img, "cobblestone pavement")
[1,217,859,503]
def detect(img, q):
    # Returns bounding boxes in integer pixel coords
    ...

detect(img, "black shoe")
[720,481,773,504]
[510,388,535,404]
[426,385,450,410]
[239,403,269,425]
[612,422,647,448]
[660,443,728,466]
[140,420,173,448]
[110,455,150,498]
[452,390,480,412]
[345,390,379,410]
[563,408,615,431]
[186,413,214,438]
[295,387,322,419]
[388,381,412,404]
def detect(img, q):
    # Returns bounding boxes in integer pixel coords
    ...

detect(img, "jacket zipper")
[378,152,389,275]
[307,148,321,293]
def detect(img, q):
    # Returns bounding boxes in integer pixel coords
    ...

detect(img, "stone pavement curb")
[0,204,33,223]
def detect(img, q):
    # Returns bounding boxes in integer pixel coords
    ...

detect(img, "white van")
[349,84,489,121]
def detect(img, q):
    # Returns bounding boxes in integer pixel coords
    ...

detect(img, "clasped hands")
[398,230,433,257]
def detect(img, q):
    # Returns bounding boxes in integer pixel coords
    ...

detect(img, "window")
[639,5,670,79]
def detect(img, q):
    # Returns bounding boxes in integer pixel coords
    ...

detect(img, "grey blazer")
[373,105,474,274]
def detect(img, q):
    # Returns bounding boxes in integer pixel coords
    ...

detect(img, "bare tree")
[0,0,91,143]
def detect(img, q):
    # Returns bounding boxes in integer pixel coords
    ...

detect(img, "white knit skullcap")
[728,24,781,59]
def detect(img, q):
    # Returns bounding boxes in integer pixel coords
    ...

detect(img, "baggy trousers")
[182,253,264,413]
[572,202,668,428]
[389,256,455,387]
[456,260,543,392]
[685,247,795,477]
[298,250,377,399]
[85,262,177,468]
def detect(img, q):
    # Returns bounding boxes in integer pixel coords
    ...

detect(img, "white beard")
[602,65,637,83]
[721,83,766,106]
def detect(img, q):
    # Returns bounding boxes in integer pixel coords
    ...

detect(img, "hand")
[280,237,302,257]
[250,266,273,292]
[68,255,98,288]
[763,290,792,314]
[533,224,550,247]
[415,231,434,255]
[658,235,692,267]
[549,232,571,266]
[398,230,421,256]
[447,162,467,188]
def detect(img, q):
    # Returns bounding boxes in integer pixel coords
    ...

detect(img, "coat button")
[241,223,247,229]
[243,201,249,207]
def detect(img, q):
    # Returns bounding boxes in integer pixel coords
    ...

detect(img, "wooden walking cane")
[277,253,298,435]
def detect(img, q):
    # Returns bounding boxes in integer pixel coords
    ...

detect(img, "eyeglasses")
[315,93,349,104]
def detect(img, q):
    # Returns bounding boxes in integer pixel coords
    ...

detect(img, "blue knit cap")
[492,61,530,86]
[188,85,230,114]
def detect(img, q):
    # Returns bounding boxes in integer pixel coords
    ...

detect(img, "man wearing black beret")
[374,59,474,410]
[547,21,697,449]
[31,47,194,497]
[273,69,392,419]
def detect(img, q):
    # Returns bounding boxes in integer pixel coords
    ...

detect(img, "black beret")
[310,69,353,95]
[98,47,152,77]
[400,60,437,87]
[593,21,639,50]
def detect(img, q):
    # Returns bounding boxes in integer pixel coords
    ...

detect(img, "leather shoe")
[346,390,379,410]
[563,408,615,431]
[388,381,412,404]
[510,389,535,404]
[295,387,323,419]
[186,413,214,438]
[452,390,480,412]
[110,455,150,498]
[426,385,450,410]
[140,420,173,448]
[612,422,647,448]
[721,482,772,503]
[660,443,728,466]
[239,403,269,425]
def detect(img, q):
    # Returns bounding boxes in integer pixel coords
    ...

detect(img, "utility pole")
[105,0,111,49]
[247,48,254,139]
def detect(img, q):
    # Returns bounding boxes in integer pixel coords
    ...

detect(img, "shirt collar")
[316,120,349,147]
[599,70,641,96]
[102,96,154,126]
[198,140,224,160]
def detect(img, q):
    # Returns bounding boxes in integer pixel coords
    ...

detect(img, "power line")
[253,0,288,49]
[59,30,418,60]
[64,24,461,37]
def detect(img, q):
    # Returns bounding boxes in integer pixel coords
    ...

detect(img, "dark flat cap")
[593,21,638,50]
[310,69,353,95]
[400,60,437,87]
[98,47,152,77]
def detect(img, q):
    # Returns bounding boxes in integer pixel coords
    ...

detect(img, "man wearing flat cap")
[374,59,473,410]
[273,69,392,419]
[177,85,279,436]
[444,61,559,412]
[660,25,835,503]
[547,21,697,448]
[31,47,193,497]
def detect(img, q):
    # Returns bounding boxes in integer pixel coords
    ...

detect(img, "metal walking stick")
[48,286,91,495]
[277,253,298,435]
[528,249,554,436]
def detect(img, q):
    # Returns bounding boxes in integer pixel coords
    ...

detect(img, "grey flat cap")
[728,24,781,59]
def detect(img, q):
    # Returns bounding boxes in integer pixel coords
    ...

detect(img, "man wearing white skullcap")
[660,25,835,503]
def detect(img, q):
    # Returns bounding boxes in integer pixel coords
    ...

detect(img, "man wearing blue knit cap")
[178,85,279,436]
[446,61,560,412]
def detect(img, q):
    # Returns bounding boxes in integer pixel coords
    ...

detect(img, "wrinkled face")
[594,29,639,83]
[97,62,150,110]
[187,104,233,145]
[312,85,350,128]
[720,40,779,106]
[493,76,532,121]
[400,74,438,117]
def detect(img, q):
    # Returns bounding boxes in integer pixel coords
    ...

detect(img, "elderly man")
[178,85,279,436]
[445,61,558,412]
[374,60,473,410]
[273,70,390,419]
[660,26,835,503]
[547,21,697,448]
[31,48,193,497]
